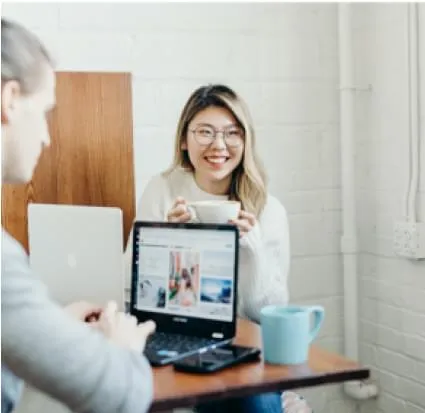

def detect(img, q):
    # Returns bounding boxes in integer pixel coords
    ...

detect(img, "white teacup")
[187,200,241,224]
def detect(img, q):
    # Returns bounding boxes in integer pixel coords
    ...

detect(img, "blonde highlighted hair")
[165,84,268,217]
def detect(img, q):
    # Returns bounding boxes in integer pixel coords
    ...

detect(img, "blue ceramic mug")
[260,305,325,365]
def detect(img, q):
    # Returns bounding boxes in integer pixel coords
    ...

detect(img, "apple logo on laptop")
[67,253,77,268]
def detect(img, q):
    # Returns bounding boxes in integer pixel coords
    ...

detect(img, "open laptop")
[28,203,125,310]
[130,221,239,366]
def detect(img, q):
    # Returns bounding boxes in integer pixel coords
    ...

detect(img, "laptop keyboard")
[145,332,217,356]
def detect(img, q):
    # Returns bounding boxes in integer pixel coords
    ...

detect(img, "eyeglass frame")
[188,123,245,148]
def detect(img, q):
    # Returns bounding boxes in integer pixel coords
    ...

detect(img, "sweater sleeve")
[1,231,153,413]
[237,196,290,323]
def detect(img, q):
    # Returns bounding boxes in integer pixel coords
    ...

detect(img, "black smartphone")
[173,344,261,374]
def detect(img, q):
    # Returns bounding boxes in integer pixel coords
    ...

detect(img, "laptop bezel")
[130,221,239,341]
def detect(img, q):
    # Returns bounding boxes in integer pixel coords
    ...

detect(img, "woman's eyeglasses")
[189,124,244,148]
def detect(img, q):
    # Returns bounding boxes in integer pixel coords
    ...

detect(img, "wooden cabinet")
[2,72,136,252]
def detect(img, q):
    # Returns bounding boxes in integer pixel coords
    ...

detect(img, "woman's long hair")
[165,84,268,217]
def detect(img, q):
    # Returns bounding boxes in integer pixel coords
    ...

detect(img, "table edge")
[150,367,370,412]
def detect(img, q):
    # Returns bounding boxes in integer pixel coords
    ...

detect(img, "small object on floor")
[282,392,313,413]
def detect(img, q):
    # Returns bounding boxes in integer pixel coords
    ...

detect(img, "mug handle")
[307,306,325,343]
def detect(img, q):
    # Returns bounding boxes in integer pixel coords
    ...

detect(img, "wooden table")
[151,319,369,411]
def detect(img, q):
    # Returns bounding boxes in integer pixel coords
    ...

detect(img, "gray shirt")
[1,229,153,413]
[1,365,23,413]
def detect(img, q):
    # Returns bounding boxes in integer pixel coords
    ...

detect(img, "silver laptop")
[28,203,125,310]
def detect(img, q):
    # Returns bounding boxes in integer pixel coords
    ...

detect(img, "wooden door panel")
[2,72,135,252]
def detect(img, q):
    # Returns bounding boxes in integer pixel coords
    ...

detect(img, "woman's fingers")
[168,207,190,222]
[230,218,252,233]
[229,210,257,238]
[238,210,256,227]
[167,197,191,223]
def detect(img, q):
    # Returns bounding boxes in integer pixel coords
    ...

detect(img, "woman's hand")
[229,210,257,238]
[166,197,191,223]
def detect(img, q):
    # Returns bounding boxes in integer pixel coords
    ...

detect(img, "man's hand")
[95,301,156,352]
[65,301,103,323]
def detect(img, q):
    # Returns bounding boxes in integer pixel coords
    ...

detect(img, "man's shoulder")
[1,228,41,296]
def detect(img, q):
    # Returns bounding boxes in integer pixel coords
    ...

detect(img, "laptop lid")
[28,203,125,310]
[130,221,239,341]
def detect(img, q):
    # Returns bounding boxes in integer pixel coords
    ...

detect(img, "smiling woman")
[125,84,290,318]
[168,84,268,215]
[124,84,298,412]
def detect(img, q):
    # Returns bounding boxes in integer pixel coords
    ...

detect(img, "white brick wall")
[353,3,425,412]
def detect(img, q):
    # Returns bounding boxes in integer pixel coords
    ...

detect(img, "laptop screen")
[133,225,237,322]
